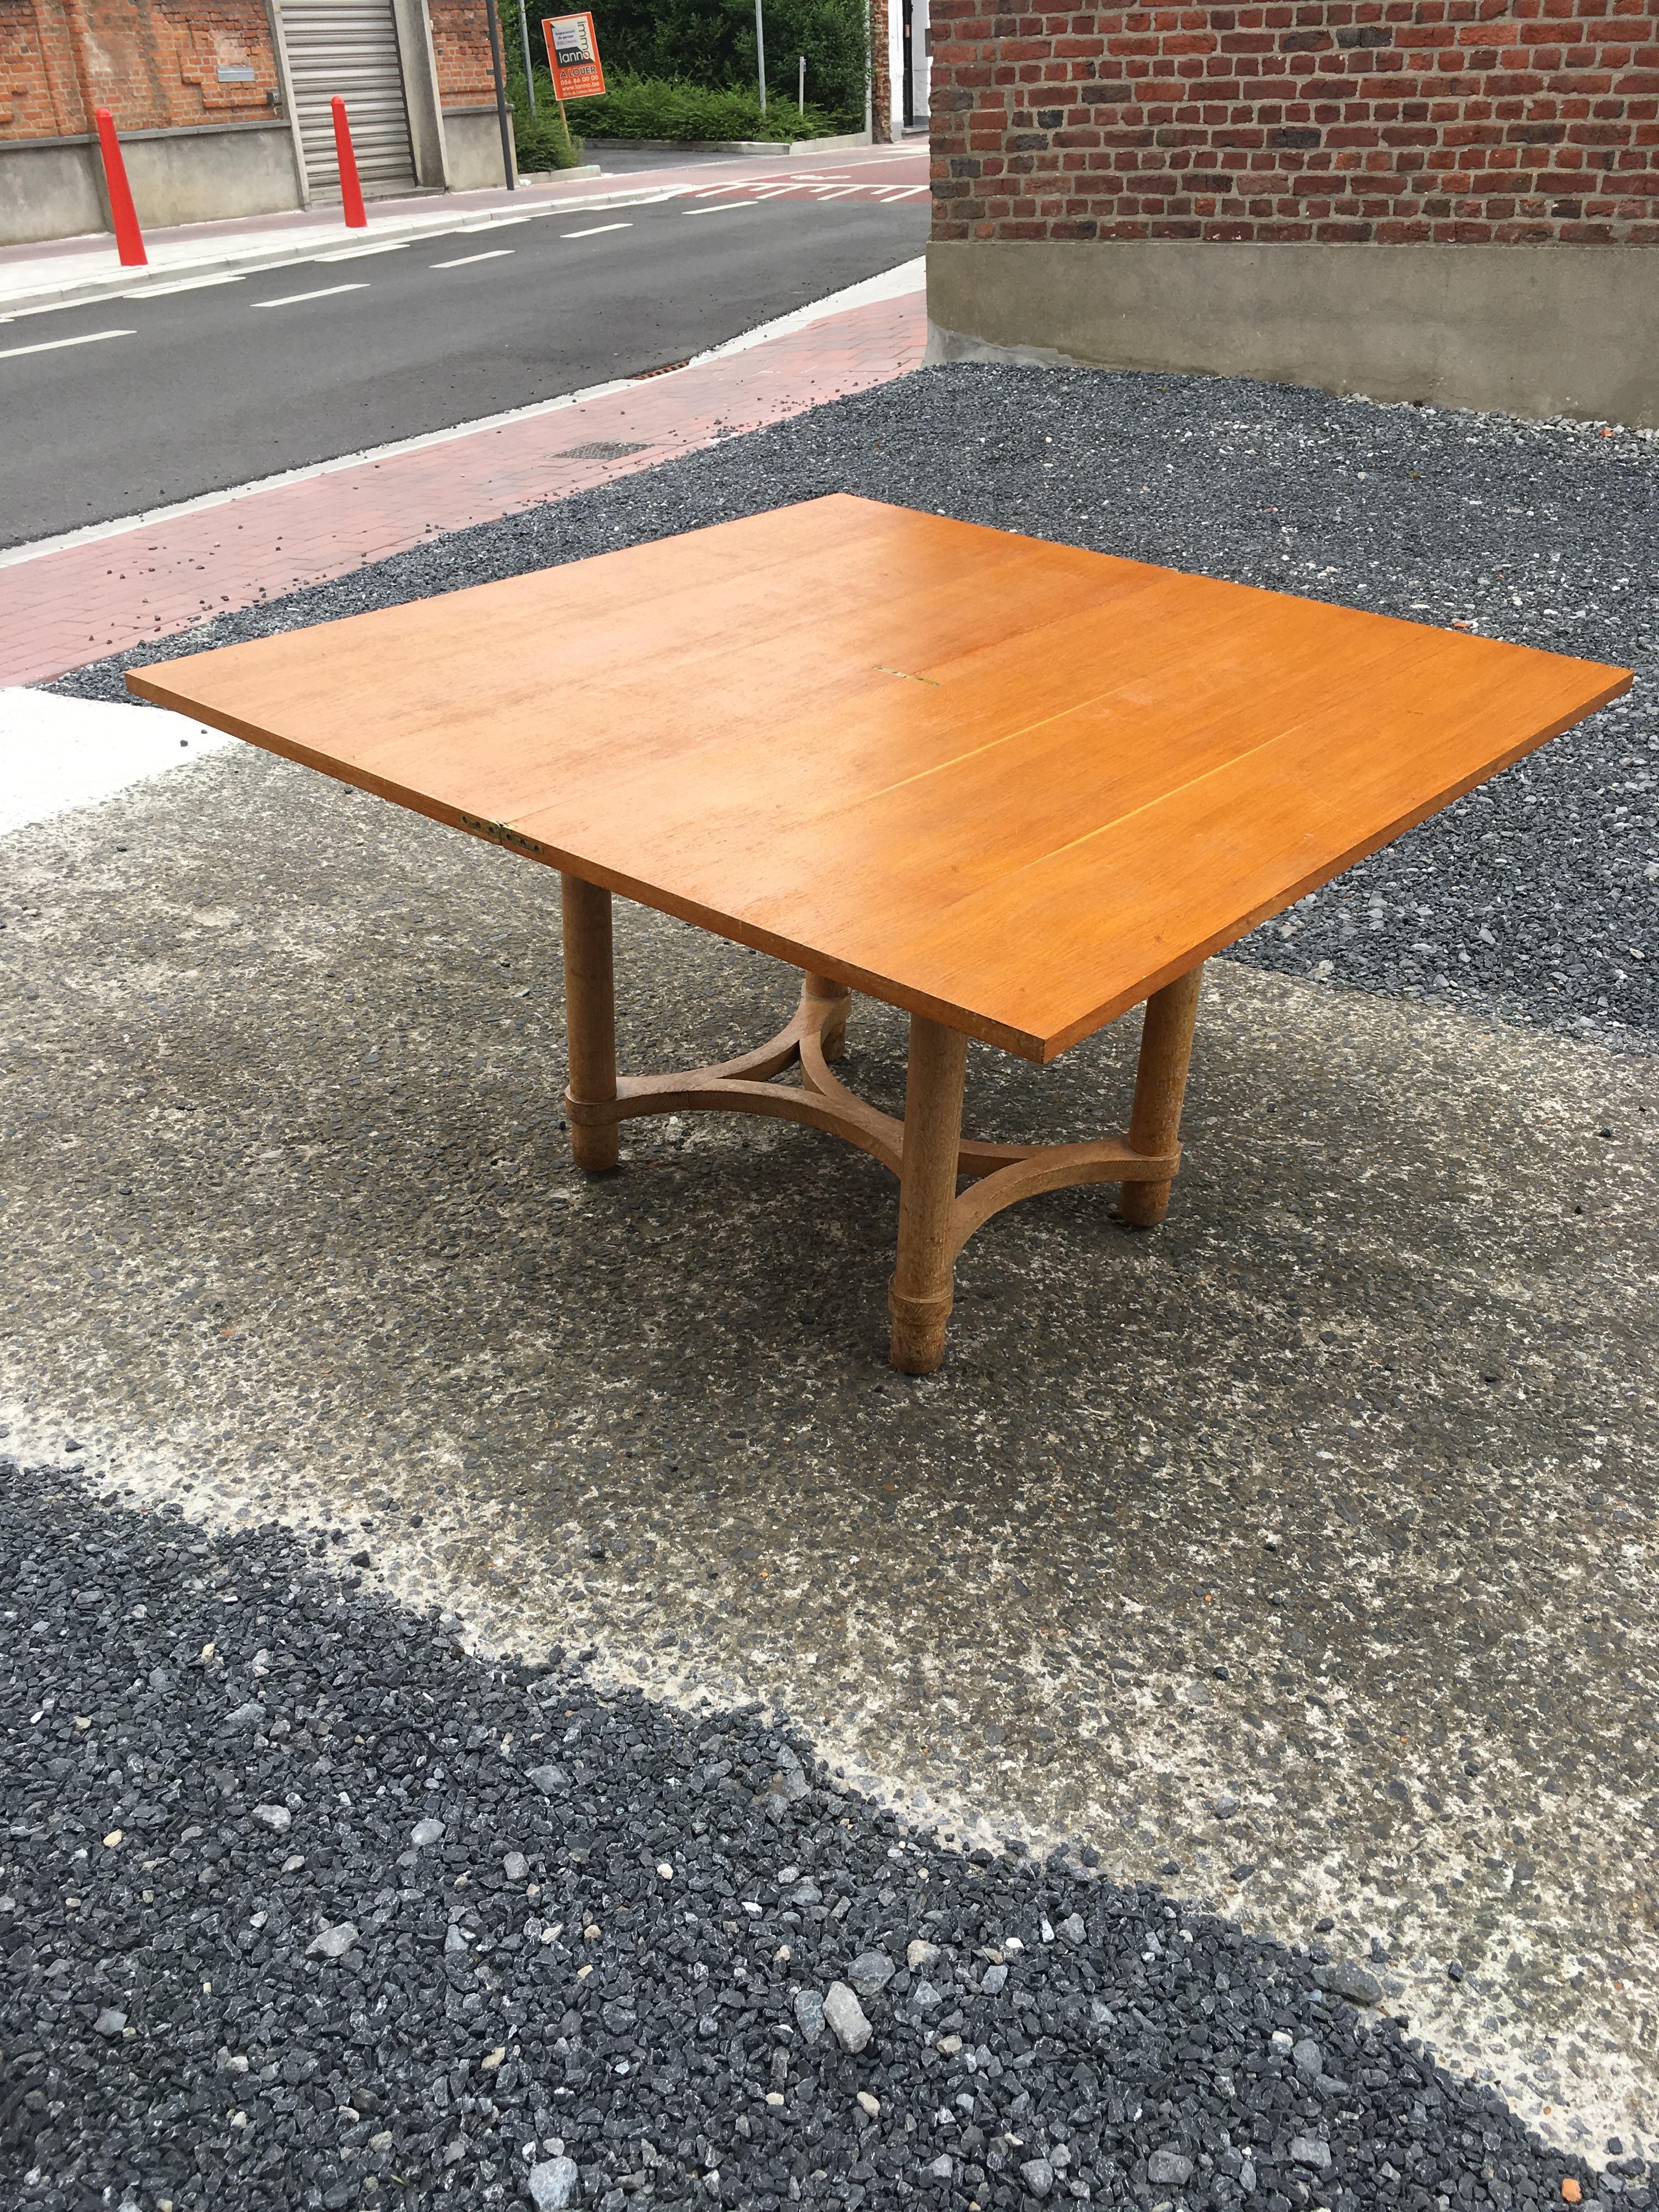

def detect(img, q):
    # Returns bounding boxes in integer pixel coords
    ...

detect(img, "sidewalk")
[0,144,929,317]
[0,261,927,686]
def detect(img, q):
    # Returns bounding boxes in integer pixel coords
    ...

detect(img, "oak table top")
[129,494,1629,1062]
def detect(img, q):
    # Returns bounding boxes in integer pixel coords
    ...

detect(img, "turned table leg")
[888,1012,969,1375]
[561,873,618,1173]
[1119,963,1203,1228]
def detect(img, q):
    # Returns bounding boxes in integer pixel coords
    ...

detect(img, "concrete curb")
[0,173,711,321]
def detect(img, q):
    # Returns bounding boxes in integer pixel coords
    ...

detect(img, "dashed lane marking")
[0,328,134,360]
[319,241,413,262]
[561,223,633,239]
[122,273,246,298]
[252,283,370,309]
[431,249,516,268]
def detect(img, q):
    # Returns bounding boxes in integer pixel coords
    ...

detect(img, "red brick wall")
[1,0,279,139]
[430,0,496,106]
[930,0,1659,245]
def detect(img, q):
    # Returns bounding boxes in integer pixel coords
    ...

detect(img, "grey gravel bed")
[2,1459,1639,2212]
[50,362,1658,1049]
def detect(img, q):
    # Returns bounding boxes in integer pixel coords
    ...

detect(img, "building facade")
[926,0,1659,425]
[1,0,510,247]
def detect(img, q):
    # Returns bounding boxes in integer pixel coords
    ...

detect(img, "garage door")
[278,0,417,200]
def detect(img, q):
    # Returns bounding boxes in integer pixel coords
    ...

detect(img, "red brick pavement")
[1,284,924,686]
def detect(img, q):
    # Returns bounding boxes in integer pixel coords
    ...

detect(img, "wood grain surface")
[127,495,1630,1061]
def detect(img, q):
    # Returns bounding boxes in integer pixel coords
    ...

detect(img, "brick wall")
[429,0,497,106]
[930,0,1659,245]
[0,0,280,140]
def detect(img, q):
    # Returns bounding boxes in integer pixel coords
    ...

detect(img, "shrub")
[505,91,585,172]
[499,0,867,140]
[566,72,849,142]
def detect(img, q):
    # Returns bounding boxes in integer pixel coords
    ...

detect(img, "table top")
[129,495,1629,1062]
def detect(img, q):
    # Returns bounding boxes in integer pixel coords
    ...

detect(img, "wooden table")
[129,496,1629,1373]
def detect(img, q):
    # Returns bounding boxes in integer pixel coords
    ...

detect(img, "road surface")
[0,168,928,546]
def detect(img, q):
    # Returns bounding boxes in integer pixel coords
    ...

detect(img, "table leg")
[804,972,850,1062]
[888,1012,969,1375]
[1119,963,1203,1228]
[561,873,618,1173]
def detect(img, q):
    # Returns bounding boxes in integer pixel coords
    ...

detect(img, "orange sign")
[541,11,606,99]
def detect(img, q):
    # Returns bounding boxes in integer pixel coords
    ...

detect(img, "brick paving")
[0,279,924,686]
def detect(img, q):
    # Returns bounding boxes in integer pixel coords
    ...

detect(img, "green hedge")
[499,0,867,147]
[563,72,849,142]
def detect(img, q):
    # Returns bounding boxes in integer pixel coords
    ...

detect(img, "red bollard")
[94,108,147,268]
[331,96,368,228]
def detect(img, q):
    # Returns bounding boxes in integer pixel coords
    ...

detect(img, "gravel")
[51,362,1658,1053]
[2,1455,1637,2212]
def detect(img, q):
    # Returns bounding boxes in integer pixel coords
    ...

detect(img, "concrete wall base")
[926,239,1659,430]
[0,122,301,247]
[440,108,514,192]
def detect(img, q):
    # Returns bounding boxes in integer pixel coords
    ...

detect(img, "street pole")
[754,0,767,113]
[798,53,805,114]
[516,0,537,114]
[483,0,517,188]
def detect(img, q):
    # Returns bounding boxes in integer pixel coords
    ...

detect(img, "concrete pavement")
[1,743,1654,2166]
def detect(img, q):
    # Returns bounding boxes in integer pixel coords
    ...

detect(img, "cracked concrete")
[2,743,1655,2166]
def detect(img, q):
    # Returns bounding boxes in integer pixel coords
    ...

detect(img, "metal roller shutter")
[278,0,417,200]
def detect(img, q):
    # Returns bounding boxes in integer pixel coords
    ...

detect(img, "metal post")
[516,0,537,113]
[798,52,805,113]
[483,0,517,188]
[754,0,766,113]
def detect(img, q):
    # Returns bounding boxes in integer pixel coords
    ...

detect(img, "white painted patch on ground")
[0,687,233,836]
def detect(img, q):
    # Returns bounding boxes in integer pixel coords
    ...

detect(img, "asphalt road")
[0,187,927,546]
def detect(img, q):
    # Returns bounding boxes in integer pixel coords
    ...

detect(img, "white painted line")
[431,248,515,268]
[683,202,758,217]
[0,255,924,573]
[882,184,930,198]
[318,240,412,262]
[561,222,631,239]
[0,328,134,362]
[0,687,234,838]
[253,283,370,309]
[122,273,246,298]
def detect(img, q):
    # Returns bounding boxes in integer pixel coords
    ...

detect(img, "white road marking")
[0,328,133,362]
[0,258,924,573]
[253,283,370,309]
[881,184,930,198]
[122,273,246,298]
[561,222,631,239]
[318,240,412,262]
[683,202,758,217]
[431,248,516,268]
